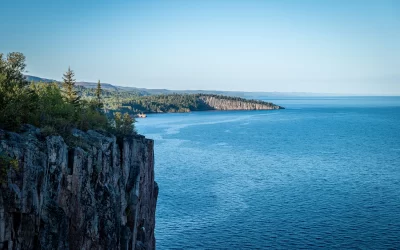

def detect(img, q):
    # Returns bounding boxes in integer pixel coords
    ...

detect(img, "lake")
[136,96,400,249]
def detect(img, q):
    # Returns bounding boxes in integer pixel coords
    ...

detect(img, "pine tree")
[121,113,134,136]
[0,52,28,89]
[95,80,103,108]
[0,52,36,130]
[114,112,123,132]
[113,112,135,137]
[62,67,80,106]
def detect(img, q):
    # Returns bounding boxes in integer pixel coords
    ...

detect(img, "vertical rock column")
[123,136,158,250]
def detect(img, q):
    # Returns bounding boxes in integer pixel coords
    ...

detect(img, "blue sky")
[1,0,399,94]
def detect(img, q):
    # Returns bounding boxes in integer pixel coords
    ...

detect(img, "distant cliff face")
[0,125,158,250]
[199,95,283,110]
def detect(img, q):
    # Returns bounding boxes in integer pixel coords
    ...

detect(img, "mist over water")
[137,97,400,249]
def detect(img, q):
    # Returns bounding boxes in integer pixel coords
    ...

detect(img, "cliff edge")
[0,125,158,250]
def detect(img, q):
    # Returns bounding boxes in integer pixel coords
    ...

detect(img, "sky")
[1,0,399,95]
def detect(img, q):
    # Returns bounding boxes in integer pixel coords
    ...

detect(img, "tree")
[114,112,123,133]
[0,52,28,89]
[113,112,135,138]
[62,67,80,106]
[0,52,37,130]
[95,80,103,108]
[121,113,135,136]
[5,52,27,86]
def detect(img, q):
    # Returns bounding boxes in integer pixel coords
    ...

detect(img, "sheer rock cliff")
[198,95,283,110]
[0,125,158,250]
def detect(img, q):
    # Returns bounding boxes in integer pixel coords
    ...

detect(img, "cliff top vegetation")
[0,52,135,144]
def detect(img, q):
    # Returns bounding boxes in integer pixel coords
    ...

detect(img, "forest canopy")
[0,52,135,142]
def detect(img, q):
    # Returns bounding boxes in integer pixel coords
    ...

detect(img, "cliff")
[0,125,158,250]
[198,95,283,110]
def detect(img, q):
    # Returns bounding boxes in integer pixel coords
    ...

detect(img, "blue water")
[136,96,400,249]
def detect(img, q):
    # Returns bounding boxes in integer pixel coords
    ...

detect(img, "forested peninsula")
[112,94,284,114]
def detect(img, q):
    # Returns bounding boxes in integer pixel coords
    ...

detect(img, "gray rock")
[0,127,157,249]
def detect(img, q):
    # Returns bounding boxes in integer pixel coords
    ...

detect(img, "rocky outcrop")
[198,95,283,110]
[0,125,158,250]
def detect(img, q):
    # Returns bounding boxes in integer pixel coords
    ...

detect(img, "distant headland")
[123,94,283,114]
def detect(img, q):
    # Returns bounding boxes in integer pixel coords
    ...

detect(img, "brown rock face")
[0,126,158,250]
[199,95,283,110]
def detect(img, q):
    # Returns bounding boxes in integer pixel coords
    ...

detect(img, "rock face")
[199,95,283,110]
[0,126,158,250]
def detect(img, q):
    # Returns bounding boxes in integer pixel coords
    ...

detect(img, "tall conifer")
[62,67,80,106]
[96,80,103,108]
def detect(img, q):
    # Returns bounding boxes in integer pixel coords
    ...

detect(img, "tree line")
[0,52,136,144]
[101,93,280,114]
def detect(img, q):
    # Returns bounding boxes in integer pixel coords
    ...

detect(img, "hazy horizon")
[1,0,399,95]
[24,74,400,96]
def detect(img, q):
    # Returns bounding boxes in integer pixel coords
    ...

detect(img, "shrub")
[40,126,58,137]
[0,153,19,184]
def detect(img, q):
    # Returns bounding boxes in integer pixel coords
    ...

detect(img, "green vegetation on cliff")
[0,52,135,140]
[0,153,18,184]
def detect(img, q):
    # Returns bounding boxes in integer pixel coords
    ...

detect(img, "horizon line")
[25,74,400,97]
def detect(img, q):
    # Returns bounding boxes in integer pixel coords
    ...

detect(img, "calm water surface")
[136,97,400,249]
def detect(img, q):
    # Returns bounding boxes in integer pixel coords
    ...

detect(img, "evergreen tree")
[95,80,103,108]
[62,67,80,106]
[0,52,28,89]
[113,112,135,138]
[121,113,135,136]
[114,112,123,132]
[0,52,36,130]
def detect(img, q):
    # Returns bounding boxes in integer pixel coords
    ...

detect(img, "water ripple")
[137,103,400,249]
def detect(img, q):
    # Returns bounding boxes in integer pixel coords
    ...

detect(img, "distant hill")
[25,75,55,83]
[75,82,120,91]
[25,75,124,91]
[25,74,336,97]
